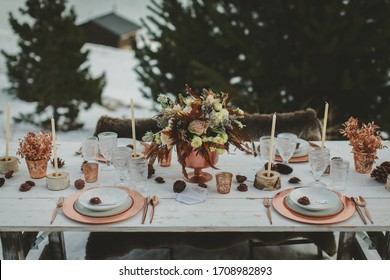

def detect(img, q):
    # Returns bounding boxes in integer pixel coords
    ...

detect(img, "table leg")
[337,232,356,260]
[48,232,67,260]
[0,232,25,260]
[385,231,390,260]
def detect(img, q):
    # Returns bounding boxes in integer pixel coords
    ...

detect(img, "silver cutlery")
[50,197,64,224]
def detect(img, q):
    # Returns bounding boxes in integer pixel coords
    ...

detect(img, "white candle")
[51,118,58,176]
[131,98,137,157]
[321,102,329,148]
[5,103,10,161]
[267,113,276,177]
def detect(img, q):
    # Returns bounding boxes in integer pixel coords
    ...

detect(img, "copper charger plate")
[275,155,308,163]
[97,153,106,163]
[63,186,144,224]
[272,188,355,224]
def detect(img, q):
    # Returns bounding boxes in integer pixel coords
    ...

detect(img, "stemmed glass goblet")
[276,133,298,165]
[308,147,330,187]
[112,147,131,186]
[98,132,118,171]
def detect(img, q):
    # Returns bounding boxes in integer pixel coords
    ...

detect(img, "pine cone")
[19,183,32,192]
[263,162,293,175]
[236,175,247,183]
[51,158,65,168]
[288,177,301,184]
[0,178,5,187]
[237,183,248,192]
[25,180,36,186]
[198,182,208,188]
[155,177,165,183]
[371,161,390,183]
[74,179,85,189]
[5,170,14,179]
[173,180,186,193]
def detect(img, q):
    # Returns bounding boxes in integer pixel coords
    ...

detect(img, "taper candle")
[321,102,329,148]
[267,113,276,177]
[131,98,137,157]
[5,103,10,161]
[51,118,59,176]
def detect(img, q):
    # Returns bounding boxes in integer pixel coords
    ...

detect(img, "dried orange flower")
[340,117,386,154]
[17,131,53,161]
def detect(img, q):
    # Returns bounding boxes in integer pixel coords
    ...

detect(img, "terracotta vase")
[177,149,219,183]
[25,158,48,179]
[353,150,376,174]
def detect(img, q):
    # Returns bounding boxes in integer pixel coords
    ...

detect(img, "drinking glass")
[81,136,98,162]
[112,147,131,186]
[98,132,118,170]
[130,155,148,195]
[330,158,350,191]
[276,133,298,165]
[259,136,277,165]
[308,147,330,187]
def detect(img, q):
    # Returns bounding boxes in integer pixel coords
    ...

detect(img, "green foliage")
[134,0,390,137]
[2,0,105,131]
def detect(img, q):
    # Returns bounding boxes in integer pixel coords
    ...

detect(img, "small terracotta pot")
[0,156,19,174]
[25,158,48,179]
[353,150,376,174]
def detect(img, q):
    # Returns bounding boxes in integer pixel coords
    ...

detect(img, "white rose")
[191,136,203,148]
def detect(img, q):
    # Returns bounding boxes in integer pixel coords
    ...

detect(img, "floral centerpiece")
[143,85,248,180]
[340,117,386,173]
[17,131,52,178]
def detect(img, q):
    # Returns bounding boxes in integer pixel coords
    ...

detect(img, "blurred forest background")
[2,0,390,138]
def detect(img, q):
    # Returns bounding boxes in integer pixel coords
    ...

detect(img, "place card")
[176,185,208,205]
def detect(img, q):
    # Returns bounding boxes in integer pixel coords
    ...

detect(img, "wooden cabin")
[80,12,141,49]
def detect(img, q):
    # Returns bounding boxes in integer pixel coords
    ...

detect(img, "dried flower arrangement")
[340,117,386,155]
[17,131,52,161]
[143,85,248,171]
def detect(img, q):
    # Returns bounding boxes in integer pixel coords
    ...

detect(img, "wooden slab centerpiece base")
[254,170,281,191]
[46,171,70,191]
[0,156,19,174]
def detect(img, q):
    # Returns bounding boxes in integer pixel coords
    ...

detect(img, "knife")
[351,197,367,225]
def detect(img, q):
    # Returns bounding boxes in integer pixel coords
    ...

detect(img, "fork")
[263,197,272,225]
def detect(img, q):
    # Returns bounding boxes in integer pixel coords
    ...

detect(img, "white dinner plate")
[276,138,310,157]
[285,195,344,217]
[74,195,133,217]
[288,187,342,211]
[78,187,129,211]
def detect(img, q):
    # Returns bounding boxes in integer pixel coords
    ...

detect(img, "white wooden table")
[1,140,389,259]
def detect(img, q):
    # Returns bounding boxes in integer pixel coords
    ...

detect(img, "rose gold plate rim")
[272,188,355,224]
[63,186,144,224]
[97,154,106,163]
[275,155,308,163]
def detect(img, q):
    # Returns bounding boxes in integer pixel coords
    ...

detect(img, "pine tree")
[134,0,390,135]
[2,0,105,131]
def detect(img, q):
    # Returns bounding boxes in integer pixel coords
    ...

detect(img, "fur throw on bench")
[94,108,322,141]
[85,231,336,260]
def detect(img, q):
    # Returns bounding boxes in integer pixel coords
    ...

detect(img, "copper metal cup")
[82,162,99,183]
[215,172,233,194]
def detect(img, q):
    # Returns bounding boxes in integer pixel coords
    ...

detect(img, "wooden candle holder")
[46,171,70,191]
[0,156,19,174]
[254,170,281,191]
